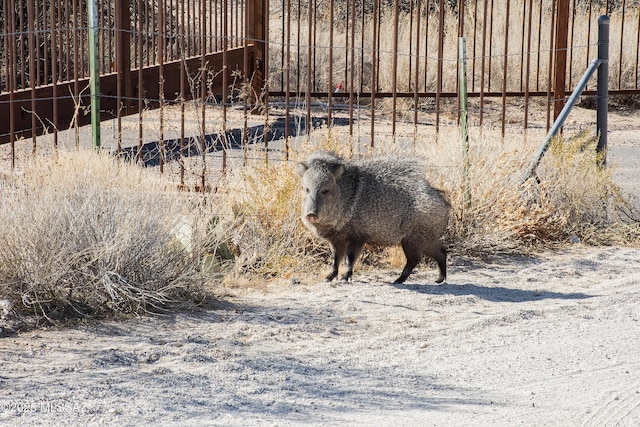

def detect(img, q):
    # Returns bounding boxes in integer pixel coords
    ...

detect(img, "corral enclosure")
[1,0,640,185]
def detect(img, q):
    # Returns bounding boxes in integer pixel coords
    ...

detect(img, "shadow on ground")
[392,282,593,303]
[115,116,353,166]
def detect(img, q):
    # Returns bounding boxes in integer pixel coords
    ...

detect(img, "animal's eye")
[304,187,310,194]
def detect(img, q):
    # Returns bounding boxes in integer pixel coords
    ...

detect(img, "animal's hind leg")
[340,241,364,281]
[395,240,422,284]
[426,244,447,283]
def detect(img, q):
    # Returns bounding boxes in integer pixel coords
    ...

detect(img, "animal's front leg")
[326,241,346,281]
[340,241,365,281]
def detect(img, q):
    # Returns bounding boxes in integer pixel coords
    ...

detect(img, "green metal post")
[459,37,470,210]
[88,0,101,148]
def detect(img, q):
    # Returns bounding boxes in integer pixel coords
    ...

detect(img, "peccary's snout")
[303,194,320,224]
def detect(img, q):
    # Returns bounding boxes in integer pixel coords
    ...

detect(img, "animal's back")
[343,156,449,246]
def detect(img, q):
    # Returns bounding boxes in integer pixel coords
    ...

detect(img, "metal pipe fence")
[1,0,639,188]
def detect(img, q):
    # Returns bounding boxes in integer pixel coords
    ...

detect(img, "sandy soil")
[1,244,639,426]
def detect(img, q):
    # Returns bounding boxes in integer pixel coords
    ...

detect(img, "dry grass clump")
[537,134,638,244]
[213,159,318,280]
[445,132,639,255]
[0,150,212,323]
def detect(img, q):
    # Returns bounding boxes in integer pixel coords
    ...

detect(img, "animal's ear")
[332,164,345,180]
[295,162,309,177]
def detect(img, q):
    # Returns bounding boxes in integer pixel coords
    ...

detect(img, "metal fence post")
[596,15,609,165]
[88,0,100,149]
[459,37,470,210]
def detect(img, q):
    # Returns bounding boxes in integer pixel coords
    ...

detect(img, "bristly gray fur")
[296,151,450,284]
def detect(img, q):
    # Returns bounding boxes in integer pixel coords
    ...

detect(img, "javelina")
[296,151,450,284]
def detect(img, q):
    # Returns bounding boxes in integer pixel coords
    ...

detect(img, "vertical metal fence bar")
[596,14,609,164]
[35,0,42,86]
[42,0,53,84]
[2,3,7,94]
[137,0,144,161]
[519,0,527,91]
[618,0,626,90]
[89,0,101,149]
[413,0,421,144]
[344,0,349,93]
[243,0,249,166]
[51,0,58,147]
[285,0,291,146]
[279,0,284,92]
[80,0,86,78]
[159,0,166,173]
[376,0,381,91]
[262,0,270,160]
[305,0,312,142]
[212,0,217,52]
[568,0,576,89]
[547,0,558,132]
[479,0,488,125]
[312,0,317,93]
[586,0,592,75]
[200,0,207,189]
[18,0,25,89]
[296,0,300,96]
[487,0,494,92]
[151,0,157,65]
[456,0,465,102]
[7,0,16,166]
[524,0,533,128]
[370,0,379,148]
[360,2,365,94]
[535,1,542,91]
[472,0,478,93]
[348,0,355,144]
[391,0,399,139]
[636,5,640,89]
[179,0,186,187]
[554,0,570,120]
[423,1,429,92]
[501,0,510,136]
[73,0,80,147]
[435,0,445,132]
[409,1,414,90]
[108,0,114,72]
[115,0,123,156]
[327,0,334,125]
[27,0,36,151]
[223,0,228,172]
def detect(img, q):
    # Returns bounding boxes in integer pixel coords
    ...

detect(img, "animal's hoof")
[325,273,338,282]
[435,275,445,284]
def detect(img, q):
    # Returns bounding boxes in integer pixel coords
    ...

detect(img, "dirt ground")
[1,106,640,426]
[1,245,639,425]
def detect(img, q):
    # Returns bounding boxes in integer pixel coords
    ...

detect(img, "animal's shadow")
[392,282,593,303]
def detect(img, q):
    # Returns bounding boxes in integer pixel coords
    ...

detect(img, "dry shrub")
[0,150,211,322]
[446,132,639,255]
[537,134,639,244]
[213,159,324,281]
